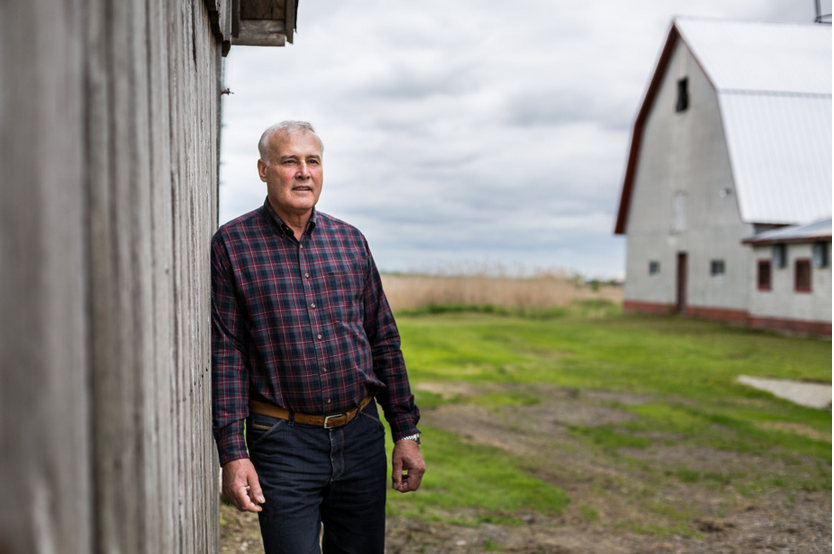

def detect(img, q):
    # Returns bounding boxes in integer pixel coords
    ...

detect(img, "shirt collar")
[262,197,318,238]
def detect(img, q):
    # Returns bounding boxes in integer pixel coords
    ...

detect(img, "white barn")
[614,18,832,335]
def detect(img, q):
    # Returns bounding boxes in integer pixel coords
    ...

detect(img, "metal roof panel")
[676,18,831,94]
[719,91,832,224]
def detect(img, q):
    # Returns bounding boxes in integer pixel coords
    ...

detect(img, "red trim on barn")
[749,316,831,336]
[685,305,748,324]
[623,300,675,314]
[624,300,832,336]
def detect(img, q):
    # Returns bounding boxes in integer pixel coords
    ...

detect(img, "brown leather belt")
[249,396,373,429]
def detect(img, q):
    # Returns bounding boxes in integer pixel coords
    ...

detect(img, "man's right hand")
[221,458,266,513]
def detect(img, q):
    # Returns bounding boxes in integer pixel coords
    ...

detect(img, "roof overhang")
[232,0,297,48]
[742,218,833,245]
[743,234,832,246]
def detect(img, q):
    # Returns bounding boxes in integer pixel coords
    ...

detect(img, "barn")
[614,18,832,335]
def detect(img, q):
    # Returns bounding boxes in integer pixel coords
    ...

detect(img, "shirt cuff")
[387,412,421,443]
[216,420,248,466]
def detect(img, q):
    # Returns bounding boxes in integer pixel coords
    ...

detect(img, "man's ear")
[257,158,268,182]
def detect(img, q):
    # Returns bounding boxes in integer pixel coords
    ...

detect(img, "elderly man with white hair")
[210,120,425,554]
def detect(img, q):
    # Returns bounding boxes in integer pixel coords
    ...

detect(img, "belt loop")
[289,411,295,425]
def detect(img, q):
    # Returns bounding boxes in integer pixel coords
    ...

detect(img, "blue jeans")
[246,399,387,554]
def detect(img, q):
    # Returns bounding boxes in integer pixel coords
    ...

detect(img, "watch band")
[399,433,421,445]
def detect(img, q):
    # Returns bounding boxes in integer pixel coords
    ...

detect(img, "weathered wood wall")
[0,0,233,552]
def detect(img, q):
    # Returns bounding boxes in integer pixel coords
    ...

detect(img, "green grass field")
[385,301,832,530]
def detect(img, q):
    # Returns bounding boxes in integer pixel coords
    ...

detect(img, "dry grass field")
[381,272,623,312]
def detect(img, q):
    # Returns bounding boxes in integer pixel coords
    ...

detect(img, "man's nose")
[297,162,311,177]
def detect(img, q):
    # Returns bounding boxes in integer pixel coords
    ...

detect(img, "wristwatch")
[399,433,421,446]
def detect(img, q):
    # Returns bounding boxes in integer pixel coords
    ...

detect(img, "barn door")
[676,252,688,314]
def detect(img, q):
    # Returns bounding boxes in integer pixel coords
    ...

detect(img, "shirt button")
[317,334,322,340]
[299,245,304,249]
[327,399,331,404]
[322,368,327,373]
[305,273,309,278]
[311,303,316,308]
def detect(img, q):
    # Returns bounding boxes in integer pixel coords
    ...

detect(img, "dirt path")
[220,385,831,553]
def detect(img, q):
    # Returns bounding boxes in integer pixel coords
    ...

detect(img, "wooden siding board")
[147,0,178,550]
[0,1,93,553]
[169,1,189,551]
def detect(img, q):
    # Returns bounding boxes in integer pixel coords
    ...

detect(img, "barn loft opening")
[676,78,689,112]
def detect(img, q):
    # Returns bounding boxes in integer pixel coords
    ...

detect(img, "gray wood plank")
[0,1,92,552]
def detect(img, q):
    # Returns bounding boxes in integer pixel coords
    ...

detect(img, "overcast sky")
[219,0,821,279]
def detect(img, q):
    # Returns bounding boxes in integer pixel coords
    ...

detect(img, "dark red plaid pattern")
[211,199,420,465]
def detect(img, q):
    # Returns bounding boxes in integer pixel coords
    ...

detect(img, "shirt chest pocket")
[323,270,363,323]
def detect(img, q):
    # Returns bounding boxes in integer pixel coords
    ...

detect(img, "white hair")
[258,121,324,164]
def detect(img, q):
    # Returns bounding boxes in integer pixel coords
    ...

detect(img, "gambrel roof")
[615,18,832,234]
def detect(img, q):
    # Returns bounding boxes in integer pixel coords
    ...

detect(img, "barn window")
[772,244,787,268]
[710,259,725,276]
[812,242,829,268]
[649,261,660,276]
[676,78,689,112]
[795,259,811,292]
[757,260,771,291]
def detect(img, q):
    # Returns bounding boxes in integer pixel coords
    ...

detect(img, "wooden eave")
[232,0,297,48]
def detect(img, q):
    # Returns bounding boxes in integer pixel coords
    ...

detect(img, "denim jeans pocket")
[246,414,284,451]
[357,399,385,433]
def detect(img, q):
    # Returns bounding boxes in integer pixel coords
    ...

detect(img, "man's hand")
[392,439,426,493]
[221,458,266,512]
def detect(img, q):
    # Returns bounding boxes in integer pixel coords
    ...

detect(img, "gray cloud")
[220,0,812,279]
[503,89,635,131]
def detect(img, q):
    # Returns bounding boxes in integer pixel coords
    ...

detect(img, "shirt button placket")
[300,239,327,388]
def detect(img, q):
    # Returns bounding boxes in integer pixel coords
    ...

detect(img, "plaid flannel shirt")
[211,199,420,466]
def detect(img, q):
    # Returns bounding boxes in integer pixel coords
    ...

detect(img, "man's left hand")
[392,439,426,493]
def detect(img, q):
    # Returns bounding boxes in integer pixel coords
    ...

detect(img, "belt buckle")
[323,413,346,429]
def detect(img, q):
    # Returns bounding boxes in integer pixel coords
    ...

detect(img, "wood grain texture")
[0,1,92,553]
[1,0,227,552]
[234,19,288,46]
[240,0,285,19]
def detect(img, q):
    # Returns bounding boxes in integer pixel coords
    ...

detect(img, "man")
[211,121,425,554]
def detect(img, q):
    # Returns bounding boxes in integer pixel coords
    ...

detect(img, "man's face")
[258,131,323,220]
